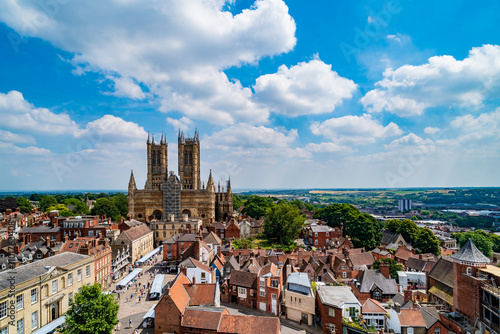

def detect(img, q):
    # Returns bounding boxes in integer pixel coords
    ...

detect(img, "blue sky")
[0,0,500,191]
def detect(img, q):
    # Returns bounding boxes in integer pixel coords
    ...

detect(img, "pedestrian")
[126,297,129,303]
[131,293,133,300]
[128,319,132,328]
[116,321,120,331]
[139,295,141,302]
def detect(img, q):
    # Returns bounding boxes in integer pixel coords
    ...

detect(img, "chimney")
[50,240,55,248]
[180,266,187,276]
[217,245,221,258]
[192,276,196,286]
[64,235,69,243]
[403,289,413,303]
[46,236,51,247]
[194,237,201,261]
[244,243,248,250]
[120,217,124,223]
[14,245,20,254]
[379,262,390,279]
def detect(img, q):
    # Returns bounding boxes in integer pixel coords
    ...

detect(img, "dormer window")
[466,267,472,275]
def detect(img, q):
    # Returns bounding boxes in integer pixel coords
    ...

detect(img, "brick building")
[224,219,240,240]
[304,223,335,248]
[316,285,361,334]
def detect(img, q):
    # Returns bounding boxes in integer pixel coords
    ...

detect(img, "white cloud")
[254,58,357,116]
[0,142,51,155]
[310,114,403,145]
[305,142,353,154]
[107,76,146,100]
[0,90,80,135]
[167,117,193,132]
[424,127,440,135]
[450,108,500,145]
[385,133,433,149]
[0,130,35,144]
[203,124,310,158]
[361,45,500,116]
[0,0,296,125]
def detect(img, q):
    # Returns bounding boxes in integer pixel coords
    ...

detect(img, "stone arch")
[150,210,162,221]
[182,209,191,218]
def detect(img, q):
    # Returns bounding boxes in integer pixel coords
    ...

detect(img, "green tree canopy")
[313,203,359,231]
[17,197,33,213]
[344,213,383,250]
[64,198,90,215]
[29,193,42,201]
[60,283,119,334]
[454,230,493,257]
[396,219,420,245]
[384,219,401,233]
[47,204,75,217]
[263,202,306,246]
[415,228,441,256]
[372,258,404,280]
[111,193,128,218]
[40,195,57,212]
[90,198,120,221]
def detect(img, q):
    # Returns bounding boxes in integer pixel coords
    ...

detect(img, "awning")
[143,303,156,319]
[136,246,163,264]
[116,268,142,288]
[32,316,66,334]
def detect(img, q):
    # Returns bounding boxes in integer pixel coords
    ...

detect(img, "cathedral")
[127,130,233,225]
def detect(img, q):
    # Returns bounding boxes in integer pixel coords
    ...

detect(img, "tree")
[454,231,493,257]
[60,283,119,334]
[0,197,17,212]
[372,258,403,280]
[397,219,420,245]
[47,204,75,217]
[111,193,128,218]
[64,198,90,215]
[344,213,382,250]
[415,228,441,256]
[29,193,42,201]
[313,203,359,231]
[384,219,401,232]
[263,202,306,246]
[17,197,33,213]
[40,195,57,212]
[91,198,120,221]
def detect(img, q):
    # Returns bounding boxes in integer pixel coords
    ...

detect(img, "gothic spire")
[147,131,151,144]
[227,176,231,192]
[128,170,136,190]
[207,169,214,192]
[152,134,155,145]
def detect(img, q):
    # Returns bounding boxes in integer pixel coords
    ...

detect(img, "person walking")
[128,319,132,328]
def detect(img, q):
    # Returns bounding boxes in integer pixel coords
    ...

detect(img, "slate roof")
[230,270,257,288]
[178,233,197,242]
[391,293,404,305]
[317,285,360,307]
[382,230,405,245]
[420,307,440,328]
[203,232,222,245]
[0,253,90,290]
[450,238,490,264]
[20,226,61,233]
[357,270,398,294]
[122,224,152,241]
[428,258,454,288]
[406,257,436,272]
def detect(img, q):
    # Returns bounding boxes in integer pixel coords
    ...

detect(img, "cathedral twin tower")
[128,130,233,225]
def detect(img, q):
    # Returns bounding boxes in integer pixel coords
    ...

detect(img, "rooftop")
[317,285,360,307]
[450,238,490,264]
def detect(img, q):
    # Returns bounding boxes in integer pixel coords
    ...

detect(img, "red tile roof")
[218,314,281,334]
[362,298,387,314]
[181,308,228,330]
[183,283,217,306]
[398,308,427,327]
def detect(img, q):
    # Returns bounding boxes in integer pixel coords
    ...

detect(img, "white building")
[179,257,214,284]
[398,199,412,212]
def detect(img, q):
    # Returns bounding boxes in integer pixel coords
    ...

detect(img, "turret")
[227,176,231,193]
[207,169,214,192]
[152,134,155,145]
[147,132,151,144]
[128,170,136,191]
[194,128,199,143]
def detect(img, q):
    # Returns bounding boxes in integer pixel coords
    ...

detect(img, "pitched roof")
[428,258,454,288]
[362,299,387,314]
[398,308,427,327]
[181,307,228,330]
[183,283,218,306]
[357,270,398,294]
[450,238,490,264]
[317,285,360,307]
[420,307,440,328]
[179,257,211,272]
[203,231,222,245]
[395,247,413,261]
[218,314,281,334]
[230,270,257,288]
[406,257,436,272]
[391,293,404,305]
[122,224,152,241]
[382,230,405,245]
[428,282,453,306]
[349,252,375,267]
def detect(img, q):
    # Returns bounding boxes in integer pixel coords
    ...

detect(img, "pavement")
[108,254,176,334]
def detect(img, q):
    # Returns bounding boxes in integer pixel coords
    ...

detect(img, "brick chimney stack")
[403,289,413,303]
[379,262,391,279]
[180,266,187,276]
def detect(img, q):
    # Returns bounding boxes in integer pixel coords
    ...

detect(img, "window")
[78,269,82,281]
[68,273,73,286]
[349,307,356,317]
[1,327,7,334]
[315,232,318,237]
[326,239,329,245]
[329,308,335,317]
[260,290,266,297]
[201,272,206,279]
[435,328,440,334]
[466,267,472,275]
[271,293,277,300]
[407,328,414,334]
[328,324,336,332]
[52,280,57,294]
[17,318,24,334]
[17,294,23,310]
[69,292,73,304]
[86,265,90,277]
[342,272,347,278]
[32,311,38,330]
[270,279,279,288]
[388,254,391,258]
[238,288,246,295]
[315,240,318,246]
[326,232,329,237]
[31,289,37,304]
[0,301,6,319]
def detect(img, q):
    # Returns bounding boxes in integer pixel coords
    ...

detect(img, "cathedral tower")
[178,129,200,190]
[145,133,168,190]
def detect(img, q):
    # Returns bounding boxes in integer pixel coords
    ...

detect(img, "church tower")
[145,133,168,190]
[178,129,200,190]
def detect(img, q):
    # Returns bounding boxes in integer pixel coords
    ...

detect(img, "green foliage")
[385,219,401,233]
[415,228,441,256]
[453,230,493,257]
[47,204,75,217]
[111,193,128,218]
[232,238,255,249]
[421,210,430,216]
[263,202,306,246]
[29,193,42,201]
[241,195,274,219]
[396,219,420,245]
[64,198,90,215]
[91,198,121,221]
[16,197,33,213]
[344,213,382,250]
[233,195,242,210]
[313,203,359,230]
[60,283,119,334]
[40,195,57,212]
[372,258,400,280]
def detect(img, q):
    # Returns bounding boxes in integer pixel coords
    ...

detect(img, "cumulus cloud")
[305,142,353,154]
[385,133,433,149]
[203,124,309,158]
[0,142,51,155]
[167,116,193,132]
[0,90,80,135]
[450,108,500,145]
[361,45,500,116]
[310,114,403,145]
[424,127,440,135]
[0,0,296,124]
[253,58,357,116]
[0,130,35,145]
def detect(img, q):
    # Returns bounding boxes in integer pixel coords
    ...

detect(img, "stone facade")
[128,130,233,226]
